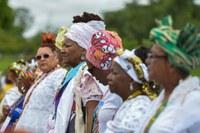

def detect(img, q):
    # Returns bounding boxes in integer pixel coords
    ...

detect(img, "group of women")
[0,12,199,133]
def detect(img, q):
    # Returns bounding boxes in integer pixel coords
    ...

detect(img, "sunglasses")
[36,54,50,60]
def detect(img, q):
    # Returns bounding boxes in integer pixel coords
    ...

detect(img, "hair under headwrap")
[41,32,56,49]
[55,26,67,50]
[65,23,98,50]
[86,30,123,70]
[150,15,200,73]
[114,49,149,83]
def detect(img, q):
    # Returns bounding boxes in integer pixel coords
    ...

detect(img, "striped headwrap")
[150,15,200,73]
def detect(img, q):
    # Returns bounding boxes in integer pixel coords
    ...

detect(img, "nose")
[107,72,112,82]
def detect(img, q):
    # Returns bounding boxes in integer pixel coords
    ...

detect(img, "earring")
[129,82,134,91]
[81,53,85,61]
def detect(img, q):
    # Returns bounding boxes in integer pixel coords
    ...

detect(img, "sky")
[8,0,140,38]
[8,0,200,38]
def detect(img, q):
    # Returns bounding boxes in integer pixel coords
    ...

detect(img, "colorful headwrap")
[86,30,123,70]
[150,15,200,72]
[9,59,37,79]
[65,23,98,50]
[55,26,67,50]
[9,60,26,76]
[41,32,56,48]
[114,49,149,83]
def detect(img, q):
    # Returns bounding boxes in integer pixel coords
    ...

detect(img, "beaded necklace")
[145,99,168,132]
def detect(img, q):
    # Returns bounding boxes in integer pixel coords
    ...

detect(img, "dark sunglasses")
[36,54,50,60]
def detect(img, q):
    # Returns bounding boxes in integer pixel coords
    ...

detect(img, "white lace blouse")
[15,68,66,133]
[149,76,200,133]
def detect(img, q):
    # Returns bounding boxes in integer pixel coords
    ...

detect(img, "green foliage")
[104,0,200,50]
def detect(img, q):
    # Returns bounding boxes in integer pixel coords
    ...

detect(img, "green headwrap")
[150,15,200,73]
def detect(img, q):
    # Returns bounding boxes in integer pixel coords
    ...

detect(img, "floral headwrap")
[114,49,149,83]
[55,26,67,50]
[150,15,200,73]
[9,59,26,76]
[9,59,36,80]
[86,30,123,70]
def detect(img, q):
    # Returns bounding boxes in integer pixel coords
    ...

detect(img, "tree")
[103,0,200,49]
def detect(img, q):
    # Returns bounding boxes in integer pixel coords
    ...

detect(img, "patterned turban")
[114,49,149,83]
[150,15,200,73]
[86,30,123,70]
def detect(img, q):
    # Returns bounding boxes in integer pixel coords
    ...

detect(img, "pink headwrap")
[86,30,123,70]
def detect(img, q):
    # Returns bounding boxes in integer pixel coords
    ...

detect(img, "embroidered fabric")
[106,96,153,133]
[15,68,66,133]
[149,76,200,133]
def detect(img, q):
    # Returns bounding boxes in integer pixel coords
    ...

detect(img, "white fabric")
[98,90,123,133]
[52,63,86,133]
[0,86,22,119]
[15,68,66,133]
[52,78,75,133]
[114,49,149,83]
[105,96,153,133]
[87,20,105,31]
[73,63,123,133]
[149,76,200,133]
[65,23,98,50]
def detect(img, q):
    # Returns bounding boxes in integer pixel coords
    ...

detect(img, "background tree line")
[0,0,200,74]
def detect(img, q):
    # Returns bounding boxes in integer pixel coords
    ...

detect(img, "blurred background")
[0,0,200,75]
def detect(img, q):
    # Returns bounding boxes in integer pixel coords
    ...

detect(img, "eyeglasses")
[147,53,166,59]
[36,54,50,60]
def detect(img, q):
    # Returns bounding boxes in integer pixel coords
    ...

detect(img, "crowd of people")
[0,12,199,133]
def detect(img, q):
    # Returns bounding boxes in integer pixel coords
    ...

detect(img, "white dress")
[149,76,200,133]
[74,66,123,133]
[15,68,66,133]
[52,63,86,133]
[0,86,22,119]
[105,96,152,133]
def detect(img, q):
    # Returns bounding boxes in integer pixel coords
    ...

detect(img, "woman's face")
[36,47,58,73]
[107,62,132,97]
[59,37,84,67]
[146,44,170,84]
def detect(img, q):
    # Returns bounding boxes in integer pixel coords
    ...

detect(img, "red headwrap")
[86,30,123,70]
[41,32,56,49]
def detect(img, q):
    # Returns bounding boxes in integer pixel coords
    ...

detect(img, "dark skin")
[107,62,140,101]
[58,37,85,67]
[146,44,184,100]
[85,62,110,133]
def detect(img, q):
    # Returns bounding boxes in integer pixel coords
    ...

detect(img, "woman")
[51,21,99,133]
[73,30,123,133]
[0,60,26,123]
[146,16,200,133]
[15,32,66,133]
[0,59,37,133]
[105,49,160,133]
